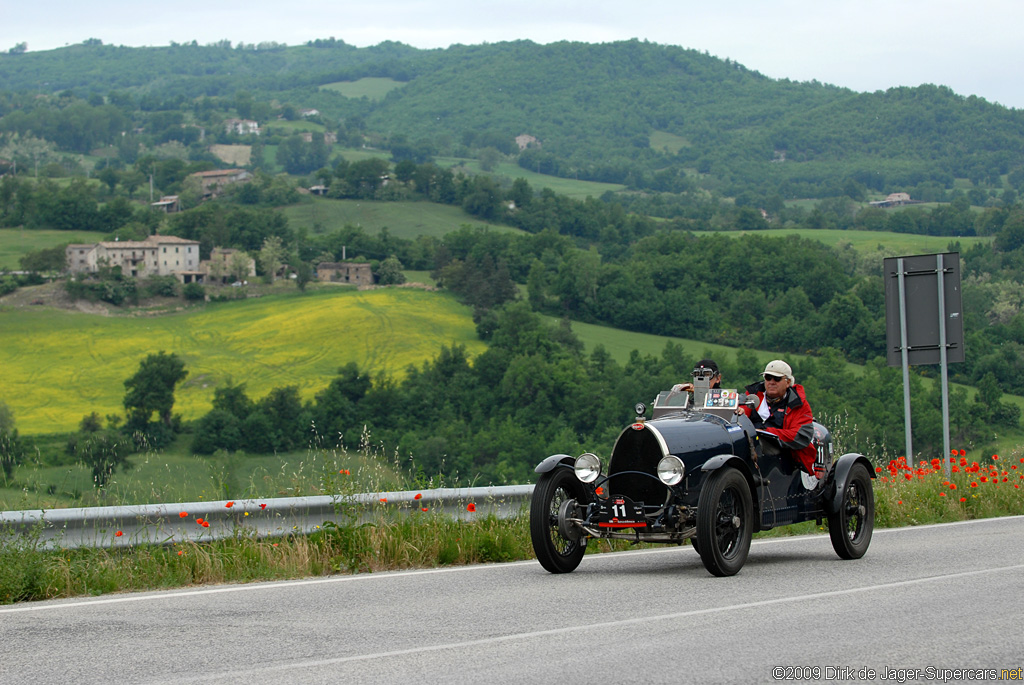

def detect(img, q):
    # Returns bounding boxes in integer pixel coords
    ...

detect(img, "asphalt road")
[2,517,1022,685]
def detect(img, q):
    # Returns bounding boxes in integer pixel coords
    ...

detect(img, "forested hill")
[2,39,1023,197]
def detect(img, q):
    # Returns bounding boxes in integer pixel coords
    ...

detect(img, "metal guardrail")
[0,485,535,550]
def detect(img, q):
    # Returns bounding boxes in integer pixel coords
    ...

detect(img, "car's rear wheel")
[827,463,874,559]
[696,468,753,577]
[530,466,587,573]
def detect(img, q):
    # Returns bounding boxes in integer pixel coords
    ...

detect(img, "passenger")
[671,358,721,394]
[737,360,817,476]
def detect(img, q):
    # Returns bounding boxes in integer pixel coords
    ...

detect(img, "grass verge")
[3,450,1021,604]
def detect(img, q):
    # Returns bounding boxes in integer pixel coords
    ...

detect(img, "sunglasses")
[763,374,786,382]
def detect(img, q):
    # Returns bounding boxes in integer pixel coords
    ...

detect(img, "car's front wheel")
[696,468,753,577]
[530,466,587,573]
[827,463,874,559]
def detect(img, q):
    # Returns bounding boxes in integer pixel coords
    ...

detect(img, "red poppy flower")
[466,503,477,512]
[960,458,968,466]
[421,507,428,512]
[225,501,234,508]
[904,473,913,480]
[339,469,350,475]
[414,493,422,500]
[875,467,882,473]
[930,458,941,468]
[115,530,123,537]
[202,521,210,528]
[960,449,966,457]
[980,476,988,483]
[379,498,387,503]
[897,500,903,505]
[179,512,188,518]
[177,550,184,556]
[950,449,957,456]
[939,492,946,497]
[196,518,205,525]
[260,503,267,509]
[950,483,957,490]
[992,455,999,460]
[960,497,966,502]
[970,482,978,488]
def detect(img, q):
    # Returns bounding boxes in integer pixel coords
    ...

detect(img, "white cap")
[763,360,794,383]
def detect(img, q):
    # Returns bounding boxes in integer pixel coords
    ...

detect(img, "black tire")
[827,463,874,559]
[689,537,700,554]
[530,467,588,573]
[696,468,753,577]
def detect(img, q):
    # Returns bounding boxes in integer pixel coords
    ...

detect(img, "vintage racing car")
[529,366,876,576]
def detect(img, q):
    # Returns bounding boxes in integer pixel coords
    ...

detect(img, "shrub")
[183,282,205,301]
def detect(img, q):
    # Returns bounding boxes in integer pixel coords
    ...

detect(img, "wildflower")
[992,455,999,461]
[960,497,966,502]
[950,449,957,456]
[960,458,968,466]
[421,507,428,512]
[898,500,903,505]
[339,469,350,475]
[981,476,989,483]
[379,498,387,503]
[225,501,234,508]
[960,449,966,457]
[467,503,477,512]
[179,512,188,518]
[273,543,279,547]
[196,518,205,525]
[939,492,946,497]
[115,530,123,537]
[971,482,978,488]
[202,521,210,528]
[414,493,422,500]
[950,483,957,490]
[875,467,882,474]
[904,473,913,481]
[177,550,184,556]
[244,512,249,517]
[260,503,267,509]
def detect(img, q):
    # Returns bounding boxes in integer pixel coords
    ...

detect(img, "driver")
[671,358,721,394]
[736,360,817,476]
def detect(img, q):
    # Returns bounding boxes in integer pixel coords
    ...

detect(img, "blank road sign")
[884,253,964,366]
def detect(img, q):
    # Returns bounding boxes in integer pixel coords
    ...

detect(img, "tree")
[123,352,187,430]
[20,245,67,272]
[0,401,25,481]
[260,236,286,281]
[376,255,406,285]
[66,417,131,488]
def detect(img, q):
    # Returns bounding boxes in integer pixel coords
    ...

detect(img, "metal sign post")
[884,253,964,474]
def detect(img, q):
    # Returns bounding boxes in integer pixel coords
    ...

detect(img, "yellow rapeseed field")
[0,288,486,434]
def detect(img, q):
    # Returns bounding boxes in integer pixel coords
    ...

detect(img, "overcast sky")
[4,0,1023,109]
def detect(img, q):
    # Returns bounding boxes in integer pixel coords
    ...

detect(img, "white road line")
[2,515,1020,615]
[154,563,1024,683]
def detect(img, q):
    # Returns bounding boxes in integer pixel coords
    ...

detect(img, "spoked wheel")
[696,468,753,577]
[530,467,588,573]
[828,463,874,559]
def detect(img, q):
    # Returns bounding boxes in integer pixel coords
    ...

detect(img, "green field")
[281,196,521,240]
[319,77,407,100]
[0,228,107,270]
[733,228,991,255]
[434,156,626,200]
[649,130,691,154]
[0,288,486,435]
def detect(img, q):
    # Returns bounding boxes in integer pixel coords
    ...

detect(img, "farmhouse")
[188,169,252,198]
[316,261,373,286]
[224,118,260,136]
[869,192,918,208]
[66,235,201,281]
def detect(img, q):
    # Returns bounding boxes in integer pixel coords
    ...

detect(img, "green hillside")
[281,196,520,240]
[0,288,486,434]
[0,228,107,270]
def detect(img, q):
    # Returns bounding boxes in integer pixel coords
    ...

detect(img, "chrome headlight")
[657,455,685,486]
[574,452,602,483]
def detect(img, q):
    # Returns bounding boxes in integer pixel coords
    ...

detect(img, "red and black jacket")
[740,381,816,474]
